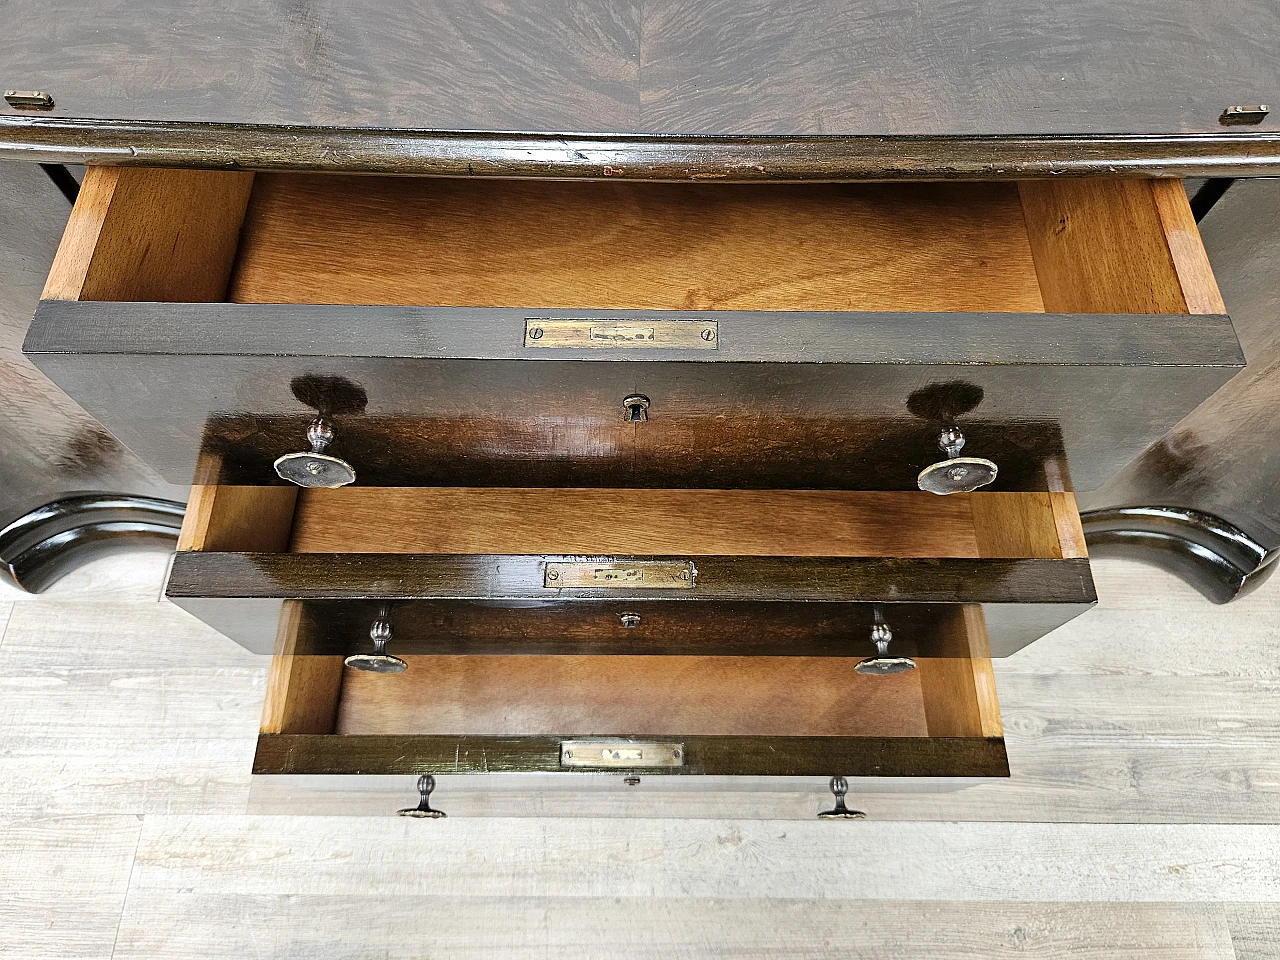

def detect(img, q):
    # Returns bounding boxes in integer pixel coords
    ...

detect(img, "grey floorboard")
[1226,903,1280,960]
[110,898,1238,959]
[0,552,1276,957]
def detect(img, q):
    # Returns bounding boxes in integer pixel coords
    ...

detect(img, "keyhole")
[623,394,651,422]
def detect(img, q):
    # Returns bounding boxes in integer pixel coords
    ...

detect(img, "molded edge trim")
[2,117,1280,180]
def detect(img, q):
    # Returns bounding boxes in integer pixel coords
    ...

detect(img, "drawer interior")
[46,168,1220,318]
[32,167,1237,496]
[168,484,1093,658]
[255,604,1007,778]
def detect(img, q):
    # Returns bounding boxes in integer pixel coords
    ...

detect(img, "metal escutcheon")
[274,417,356,488]
[917,426,997,495]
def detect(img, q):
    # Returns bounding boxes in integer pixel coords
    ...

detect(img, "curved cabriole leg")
[1081,506,1279,604]
[0,494,186,593]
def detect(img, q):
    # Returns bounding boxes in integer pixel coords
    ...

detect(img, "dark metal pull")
[917,425,997,495]
[344,605,406,673]
[398,774,447,818]
[855,608,916,676]
[817,776,866,819]
[273,416,356,488]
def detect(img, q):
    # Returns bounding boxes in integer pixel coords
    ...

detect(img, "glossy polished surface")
[26,303,1243,491]
[3,118,1280,179]
[0,161,183,526]
[1,0,1277,138]
[1085,179,1280,550]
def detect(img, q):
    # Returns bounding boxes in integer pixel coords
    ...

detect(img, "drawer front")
[253,734,1010,779]
[253,606,1008,780]
[26,169,1241,495]
[28,302,1241,492]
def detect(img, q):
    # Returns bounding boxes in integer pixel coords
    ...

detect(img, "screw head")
[623,776,641,786]
[948,465,969,481]
[700,328,715,341]
[619,612,642,628]
[529,327,544,340]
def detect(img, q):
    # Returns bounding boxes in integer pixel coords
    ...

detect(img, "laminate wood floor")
[1,551,1277,958]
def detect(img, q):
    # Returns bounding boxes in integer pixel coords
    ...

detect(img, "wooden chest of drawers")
[22,166,1241,788]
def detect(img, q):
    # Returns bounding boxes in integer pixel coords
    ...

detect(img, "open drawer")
[25,169,1242,492]
[254,606,1007,779]
[167,484,1094,658]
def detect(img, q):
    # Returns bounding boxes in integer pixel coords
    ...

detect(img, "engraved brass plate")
[525,318,717,349]
[561,741,685,768]
[544,560,696,589]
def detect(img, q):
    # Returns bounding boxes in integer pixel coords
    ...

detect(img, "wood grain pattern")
[176,484,297,553]
[970,492,1063,559]
[638,0,1280,138]
[287,488,1070,559]
[1084,179,1280,545]
[229,176,1046,312]
[1051,492,1089,559]
[1018,179,1189,314]
[44,166,253,303]
[28,300,1241,493]
[12,555,1280,958]
[287,487,982,557]
[258,602,344,736]
[109,897,1240,960]
[917,606,1004,740]
[284,599,988,658]
[3,0,1277,140]
[333,655,930,737]
[253,733,1008,777]
[0,160,182,526]
[6,120,1280,180]
[124,815,1280,900]
[1224,903,1280,960]
[0,814,145,960]
[1150,179,1227,315]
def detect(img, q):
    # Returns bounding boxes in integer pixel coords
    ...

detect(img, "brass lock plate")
[560,740,685,768]
[524,318,717,349]
[543,560,696,589]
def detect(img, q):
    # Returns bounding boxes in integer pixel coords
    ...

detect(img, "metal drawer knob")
[817,776,866,819]
[398,774,447,819]
[274,417,356,488]
[345,607,406,673]
[855,610,916,676]
[917,426,997,495]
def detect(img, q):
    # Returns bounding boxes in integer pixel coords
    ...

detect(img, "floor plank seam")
[108,816,146,960]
